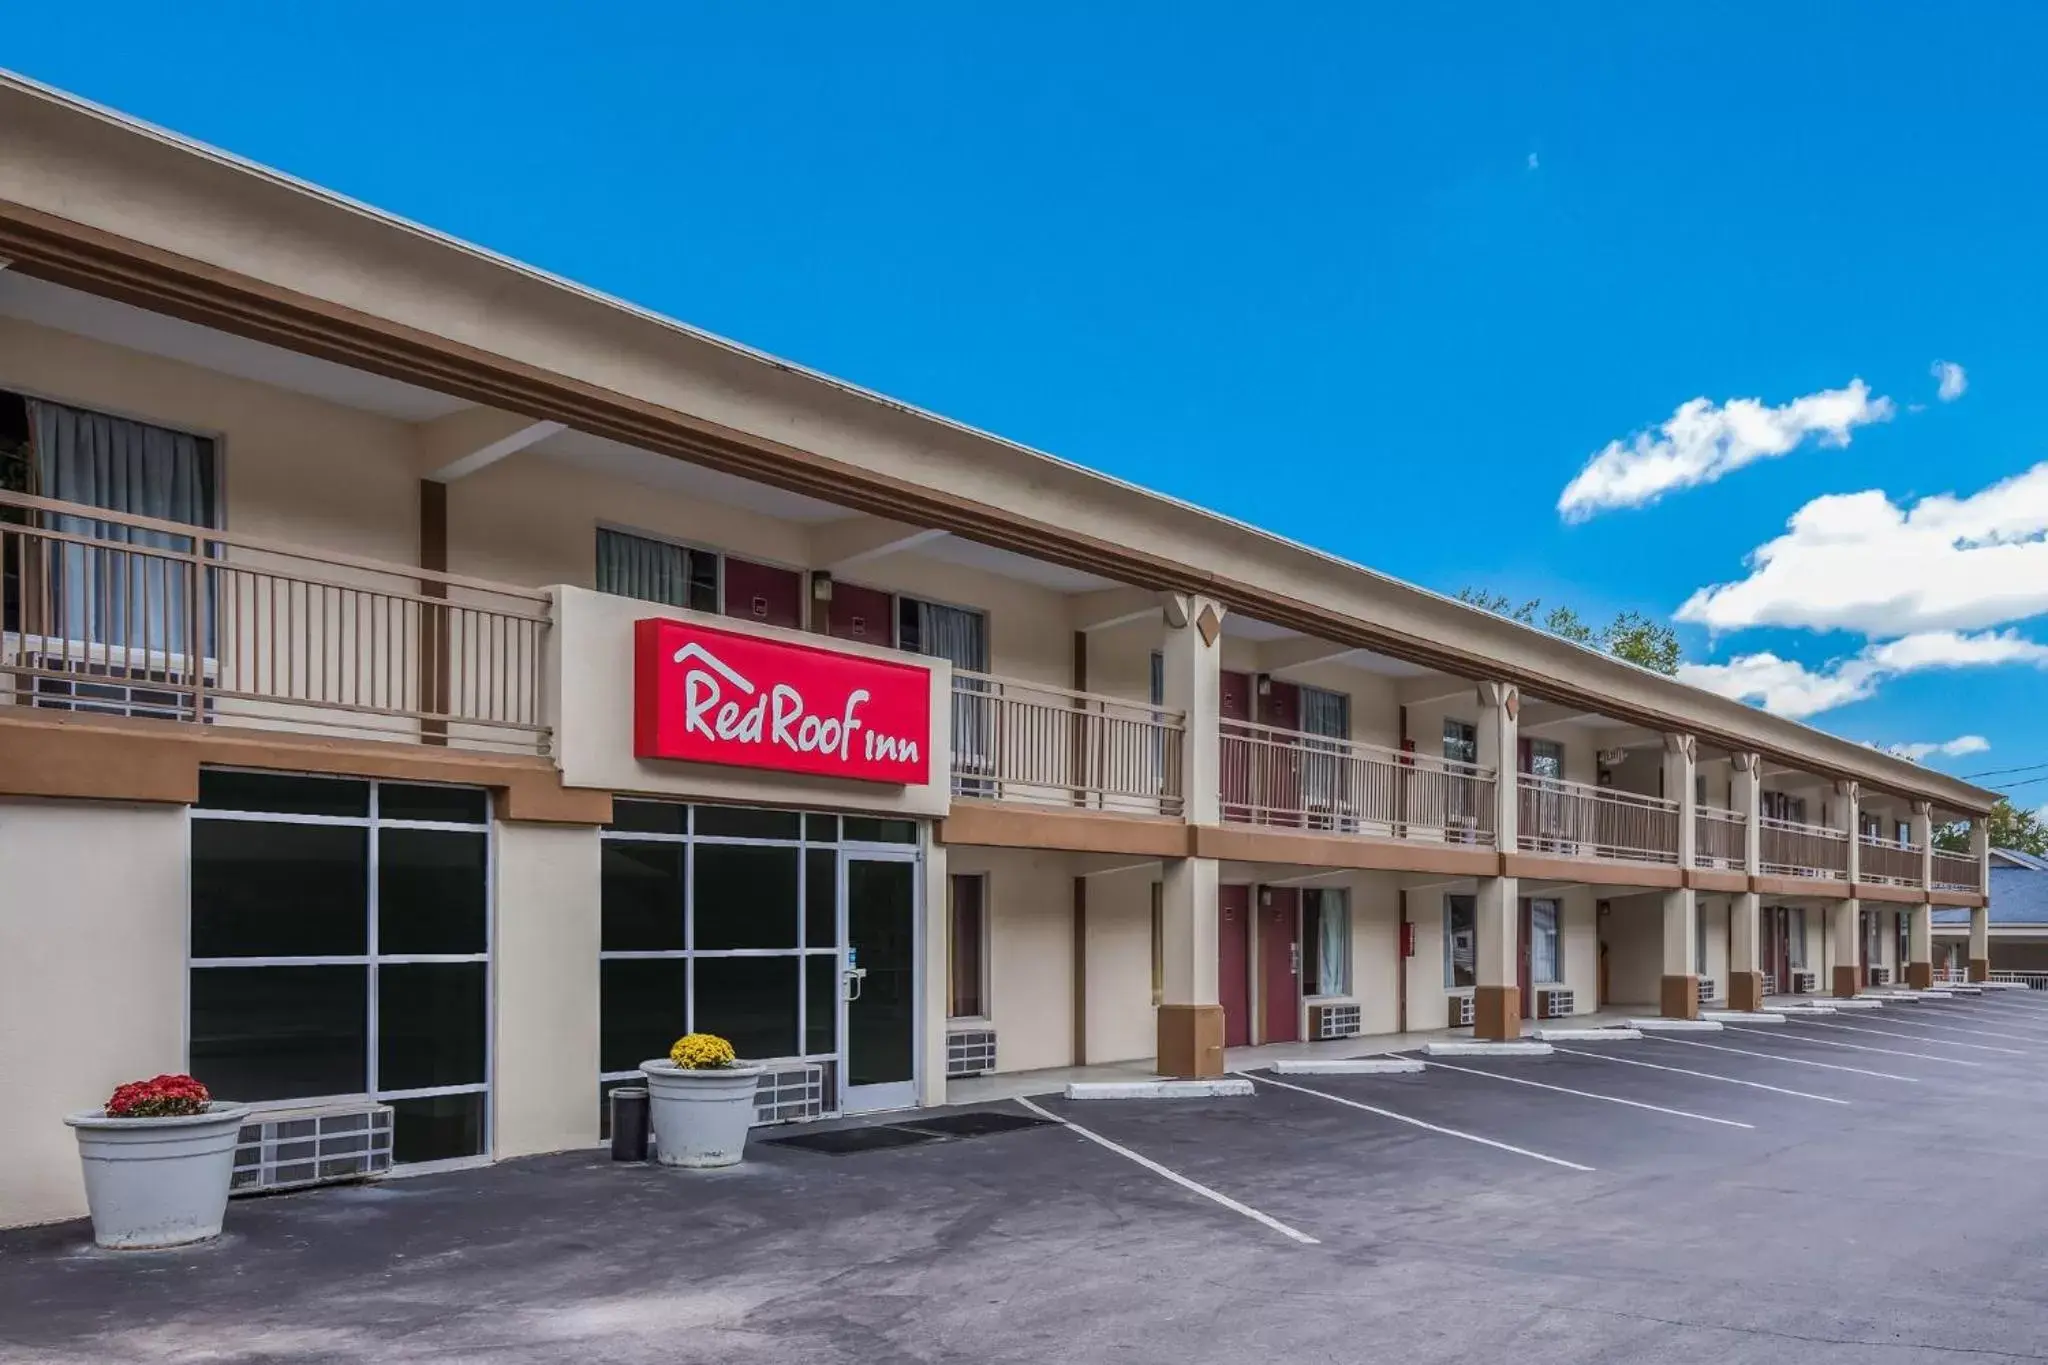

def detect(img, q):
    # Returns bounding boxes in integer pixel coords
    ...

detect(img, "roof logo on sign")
[673,638,916,767]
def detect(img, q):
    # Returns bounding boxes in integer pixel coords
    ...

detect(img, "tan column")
[1831,898,1862,999]
[1474,682,1521,1040]
[1905,801,1935,989]
[1727,752,1764,1009]
[1970,820,1991,981]
[1157,593,1225,1074]
[1660,734,1699,1019]
[919,837,951,1106]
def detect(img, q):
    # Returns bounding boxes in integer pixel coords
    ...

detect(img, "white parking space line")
[1790,1019,2026,1055]
[1014,1096,1320,1246]
[1723,1024,1980,1066]
[1420,1060,1755,1129]
[1242,1072,1595,1172]
[1839,1015,2048,1044]
[1551,1047,1849,1105]
[1647,1034,1919,1081]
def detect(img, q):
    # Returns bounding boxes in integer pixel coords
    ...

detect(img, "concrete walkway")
[948,1007,1647,1105]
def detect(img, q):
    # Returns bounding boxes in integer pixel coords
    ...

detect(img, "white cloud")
[1558,380,1894,521]
[1527,152,1540,170]
[1675,630,2048,719]
[1875,734,1990,762]
[1678,462,2048,635]
[1933,360,1968,402]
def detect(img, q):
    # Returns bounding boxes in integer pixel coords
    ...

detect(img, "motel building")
[0,75,2000,1230]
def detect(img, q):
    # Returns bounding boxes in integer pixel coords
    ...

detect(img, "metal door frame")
[838,846,922,1114]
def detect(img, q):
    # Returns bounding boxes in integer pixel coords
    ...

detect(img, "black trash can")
[609,1085,650,1162]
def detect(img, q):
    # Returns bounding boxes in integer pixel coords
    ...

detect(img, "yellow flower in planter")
[669,1033,737,1069]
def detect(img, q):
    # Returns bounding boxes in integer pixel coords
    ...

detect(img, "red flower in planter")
[105,1074,212,1119]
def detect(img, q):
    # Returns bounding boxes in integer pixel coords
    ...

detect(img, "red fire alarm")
[1400,922,1415,958]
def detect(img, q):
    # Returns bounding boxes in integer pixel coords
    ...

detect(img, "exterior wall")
[1348,874,1402,1036]
[1562,888,1600,1015]
[1406,889,1453,1032]
[1699,896,1729,1000]
[0,799,188,1227]
[492,821,601,1159]
[950,846,1074,1075]
[1082,866,1157,1065]
[1602,893,1664,1006]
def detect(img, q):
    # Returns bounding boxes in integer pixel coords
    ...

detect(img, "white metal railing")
[1,490,551,753]
[1516,774,1678,864]
[1695,806,1746,869]
[1858,835,1923,886]
[1760,817,1850,879]
[1932,850,1984,893]
[1218,719,1497,845]
[949,670,1184,816]
[1991,971,2048,990]
[1935,966,1973,985]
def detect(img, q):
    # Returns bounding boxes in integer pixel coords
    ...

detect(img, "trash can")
[609,1086,650,1162]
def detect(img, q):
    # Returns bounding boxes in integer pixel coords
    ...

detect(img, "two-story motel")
[0,74,1999,1227]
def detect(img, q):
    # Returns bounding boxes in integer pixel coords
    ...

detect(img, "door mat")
[899,1111,1060,1139]
[765,1125,944,1156]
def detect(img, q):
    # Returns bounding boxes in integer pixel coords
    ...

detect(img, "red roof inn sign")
[633,618,933,785]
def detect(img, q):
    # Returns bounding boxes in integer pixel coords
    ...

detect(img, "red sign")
[634,618,932,785]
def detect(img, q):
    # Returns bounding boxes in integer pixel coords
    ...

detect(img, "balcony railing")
[1932,850,1984,893]
[1695,805,1746,869]
[1,491,551,753]
[1516,774,1678,865]
[1858,835,1923,887]
[1218,720,1496,846]
[1760,817,1849,879]
[950,670,1184,816]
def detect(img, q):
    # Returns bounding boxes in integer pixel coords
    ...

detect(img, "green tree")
[1455,588,1683,676]
[1933,798,2045,856]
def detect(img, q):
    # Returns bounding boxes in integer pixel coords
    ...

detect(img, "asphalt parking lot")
[8,990,2048,1365]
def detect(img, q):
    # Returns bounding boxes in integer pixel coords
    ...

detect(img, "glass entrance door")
[841,852,920,1113]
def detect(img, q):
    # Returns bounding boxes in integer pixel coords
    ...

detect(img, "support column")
[1474,682,1521,1040]
[1661,734,1699,1019]
[919,838,950,1108]
[1970,819,1991,982]
[1727,752,1764,1010]
[1832,781,1862,998]
[1908,801,1935,988]
[1157,593,1225,1075]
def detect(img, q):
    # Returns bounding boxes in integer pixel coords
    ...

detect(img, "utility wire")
[1965,759,2048,780]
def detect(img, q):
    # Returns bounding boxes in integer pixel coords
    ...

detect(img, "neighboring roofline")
[0,71,2002,814]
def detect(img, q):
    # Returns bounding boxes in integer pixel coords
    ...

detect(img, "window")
[595,527,719,613]
[898,597,988,671]
[1301,888,1351,997]
[1150,881,1165,1006]
[949,874,988,1019]
[1531,899,1561,984]
[1694,904,1707,978]
[1524,738,1564,778]
[1787,907,1808,968]
[1761,791,1807,823]
[188,770,490,1166]
[1443,895,1477,989]
[1442,719,1478,766]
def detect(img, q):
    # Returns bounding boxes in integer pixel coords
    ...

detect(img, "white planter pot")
[64,1104,251,1250]
[640,1061,764,1168]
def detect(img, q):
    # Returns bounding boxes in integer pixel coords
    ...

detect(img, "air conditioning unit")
[1451,993,1475,1027]
[1697,978,1720,1008]
[1790,971,1819,994]
[1761,972,1777,997]
[1868,966,1890,986]
[753,1062,830,1124]
[1309,1002,1361,1040]
[231,1101,392,1196]
[946,1028,998,1077]
[1535,988,1575,1019]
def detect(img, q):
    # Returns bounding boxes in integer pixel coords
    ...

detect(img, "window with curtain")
[1443,894,1476,989]
[26,396,217,654]
[1299,687,1350,830]
[1149,881,1164,1006]
[947,874,987,1019]
[1530,899,1561,983]
[901,597,991,788]
[1694,904,1707,978]
[595,528,719,613]
[1300,888,1350,997]
[1788,907,1808,968]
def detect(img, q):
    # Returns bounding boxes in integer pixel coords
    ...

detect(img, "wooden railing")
[1516,774,1679,865]
[950,670,1184,816]
[0,491,551,753]
[1932,850,1983,893]
[1217,719,1496,845]
[1858,835,1923,886]
[1695,806,1746,868]
[1760,817,1849,879]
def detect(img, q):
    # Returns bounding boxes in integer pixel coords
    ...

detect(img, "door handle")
[1289,943,1301,976]
[844,965,868,1001]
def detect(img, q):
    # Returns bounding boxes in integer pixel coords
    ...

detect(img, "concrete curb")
[1702,1010,1788,1023]
[1943,986,1984,995]
[1975,982,2027,991]
[1626,1018,1725,1032]
[1272,1058,1426,1076]
[1065,1079,1255,1100]
[1828,999,1885,1010]
[1423,1041,1554,1057]
[1529,1027,1642,1042]
[1773,1004,1837,1015]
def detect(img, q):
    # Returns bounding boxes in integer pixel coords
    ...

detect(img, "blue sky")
[10,3,2048,795]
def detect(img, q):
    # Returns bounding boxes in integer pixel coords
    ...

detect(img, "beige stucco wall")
[1405,888,1455,1032]
[0,799,188,1227]
[1602,893,1664,1006]
[949,846,1073,1074]
[492,821,601,1159]
[549,586,953,816]
[1082,865,1157,1065]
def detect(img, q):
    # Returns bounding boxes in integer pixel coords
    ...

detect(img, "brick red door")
[1259,887,1300,1043]
[825,582,895,646]
[722,557,803,630]
[1220,671,1254,822]
[1257,680,1302,826]
[1219,884,1252,1048]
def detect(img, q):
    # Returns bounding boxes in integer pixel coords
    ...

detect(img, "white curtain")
[915,601,990,785]
[1316,889,1348,996]
[31,399,215,654]
[596,528,691,607]
[1300,686,1349,826]
[1531,899,1560,983]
